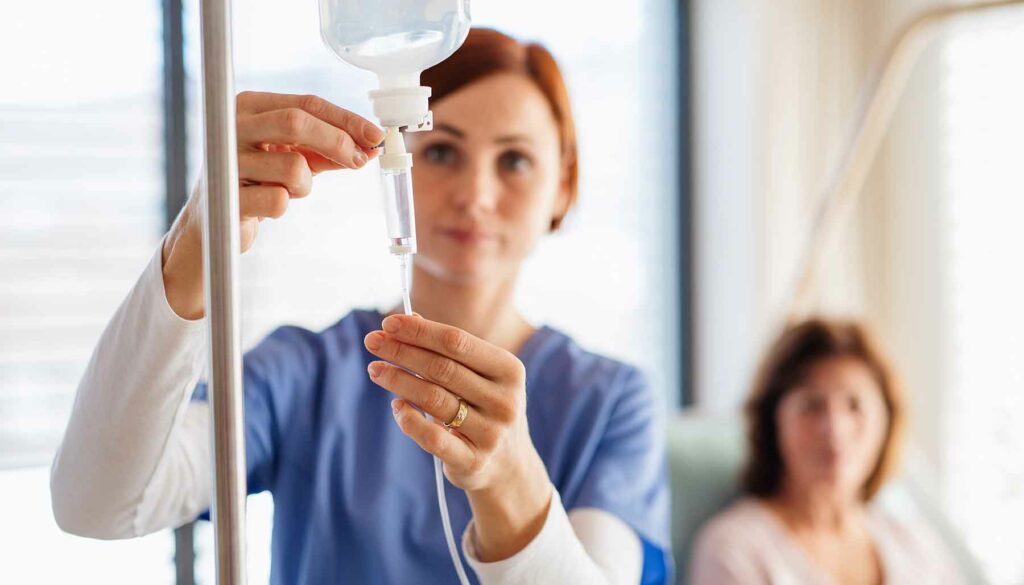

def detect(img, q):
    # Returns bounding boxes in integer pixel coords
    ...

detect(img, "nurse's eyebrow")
[434,123,532,145]
[434,123,465,138]
[495,134,531,144]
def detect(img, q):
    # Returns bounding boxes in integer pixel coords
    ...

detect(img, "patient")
[688,318,964,585]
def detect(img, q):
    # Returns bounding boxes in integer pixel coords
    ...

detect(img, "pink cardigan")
[688,498,965,585]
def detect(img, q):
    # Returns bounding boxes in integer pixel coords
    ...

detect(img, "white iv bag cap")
[379,126,413,171]
[369,85,433,132]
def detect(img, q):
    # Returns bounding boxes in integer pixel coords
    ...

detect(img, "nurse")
[51,28,671,584]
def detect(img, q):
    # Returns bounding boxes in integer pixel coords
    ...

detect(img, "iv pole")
[199,0,247,582]
[786,0,1024,323]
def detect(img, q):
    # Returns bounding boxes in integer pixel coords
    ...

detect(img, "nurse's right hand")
[160,91,384,320]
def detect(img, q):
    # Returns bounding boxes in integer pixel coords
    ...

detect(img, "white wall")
[691,0,879,412]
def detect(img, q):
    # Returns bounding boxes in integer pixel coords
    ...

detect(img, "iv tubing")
[396,191,470,585]
[433,454,470,585]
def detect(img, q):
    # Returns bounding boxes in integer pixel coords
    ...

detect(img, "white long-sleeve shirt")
[50,241,644,584]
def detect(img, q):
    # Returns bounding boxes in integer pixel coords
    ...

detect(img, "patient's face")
[776,357,889,499]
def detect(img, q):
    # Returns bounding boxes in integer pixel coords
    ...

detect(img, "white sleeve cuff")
[461,487,613,585]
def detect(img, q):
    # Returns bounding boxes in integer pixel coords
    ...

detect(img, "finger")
[262,144,378,175]
[236,91,384,148]
[294,145,380,175]
[391,399,476,469]
[369,361,488,446]
[238,151,313,198]
[239,185,289,220]
[238,108,367,169]
[380,315,519,381]
[364,331,498,410]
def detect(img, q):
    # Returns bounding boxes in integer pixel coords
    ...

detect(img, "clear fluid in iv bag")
[341,30,446,77]
[319,0,470,78]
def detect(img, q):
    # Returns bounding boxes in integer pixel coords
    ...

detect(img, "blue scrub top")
[193,309,671,584]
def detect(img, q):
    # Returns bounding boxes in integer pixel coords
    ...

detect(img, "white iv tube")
[399,254,413,316]
[384,130,470,585]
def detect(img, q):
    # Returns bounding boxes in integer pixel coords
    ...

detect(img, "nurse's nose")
[451,158,499,215]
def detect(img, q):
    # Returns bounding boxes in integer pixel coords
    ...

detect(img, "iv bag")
[319,0,471,90]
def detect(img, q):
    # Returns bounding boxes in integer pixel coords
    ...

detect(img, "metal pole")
[784,0,1024,324]
[199,0,247,582]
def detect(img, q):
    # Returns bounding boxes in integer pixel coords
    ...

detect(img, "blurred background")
[0,0,1021,583]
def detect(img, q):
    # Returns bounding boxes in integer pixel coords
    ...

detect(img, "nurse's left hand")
[364,314,555,560]
[363,314,550,497]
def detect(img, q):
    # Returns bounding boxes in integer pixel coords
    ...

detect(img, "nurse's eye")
[498,150,533,173]
[423,143,459,166]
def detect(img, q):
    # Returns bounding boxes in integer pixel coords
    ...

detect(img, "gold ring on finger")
[443,399,469,430]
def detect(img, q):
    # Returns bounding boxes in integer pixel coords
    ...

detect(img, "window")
[0,0,175,582]
[941,13,1024,585]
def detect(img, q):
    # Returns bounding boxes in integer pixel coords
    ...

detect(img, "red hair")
[422,28,578,230]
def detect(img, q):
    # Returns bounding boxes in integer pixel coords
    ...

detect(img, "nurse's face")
[404,73,570,286]
[775,357,890,500]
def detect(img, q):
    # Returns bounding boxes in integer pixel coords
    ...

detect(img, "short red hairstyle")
[421,28,578,230]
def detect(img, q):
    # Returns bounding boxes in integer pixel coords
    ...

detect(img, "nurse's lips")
[438,227,497,245]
